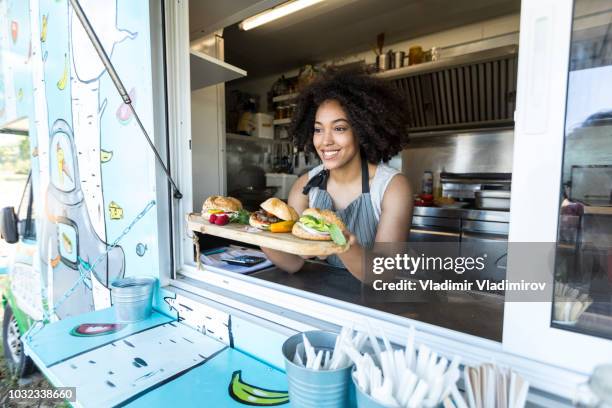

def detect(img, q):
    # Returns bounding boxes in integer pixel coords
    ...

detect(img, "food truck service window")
[161,0,612,397]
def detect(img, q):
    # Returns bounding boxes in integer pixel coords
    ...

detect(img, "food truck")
[0,0,611,406]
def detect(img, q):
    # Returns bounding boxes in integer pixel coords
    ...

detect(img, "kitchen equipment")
[394,51,405,69]
[229,186,278,211]
[237,165,266,189]
[377,53,389,71]
[408,46,423,65]
[570,165,612,206]
[266,172,298,200]
[437,202,469,209]
[111,277,156,323]
[410,207,509,284]
[282,331,353,408]
[374,45,518,131]
[422,170,433,194]
[475,190,511,210]
[188,213,349,257]
[430,47,440,61]
[387,50,395,69]
[440,172,512,201]
[252,113,273,139]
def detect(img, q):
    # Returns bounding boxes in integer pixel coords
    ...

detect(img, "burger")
[249,198,298,230]
[292,208,347,245]
[202,196,243,220]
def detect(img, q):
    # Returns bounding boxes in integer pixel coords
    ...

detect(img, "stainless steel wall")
[402,129,514,193]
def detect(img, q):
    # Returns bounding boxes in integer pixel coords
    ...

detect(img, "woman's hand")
[343,230,358,247]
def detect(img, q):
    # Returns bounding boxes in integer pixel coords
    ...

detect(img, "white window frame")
[162,0,610,400]
[504,0,612,373]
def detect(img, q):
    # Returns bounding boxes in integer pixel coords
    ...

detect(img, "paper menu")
[200,245,273,274]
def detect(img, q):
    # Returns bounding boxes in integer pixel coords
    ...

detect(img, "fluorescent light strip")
[239,0,325,31]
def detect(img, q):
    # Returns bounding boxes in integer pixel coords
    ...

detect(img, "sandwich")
[202,196,243,220]
[292,208,347,246]
[249,198,298,230]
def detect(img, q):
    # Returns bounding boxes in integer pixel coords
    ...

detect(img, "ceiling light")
[239,0,325,31]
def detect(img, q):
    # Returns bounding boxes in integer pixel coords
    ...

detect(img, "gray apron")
[303,158,378,268]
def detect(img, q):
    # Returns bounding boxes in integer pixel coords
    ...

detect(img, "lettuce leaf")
[328,224,346,246]
[229,209,251,225]
[299,215,327,231]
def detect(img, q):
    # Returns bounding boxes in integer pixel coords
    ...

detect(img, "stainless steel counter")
[413,206,510,223]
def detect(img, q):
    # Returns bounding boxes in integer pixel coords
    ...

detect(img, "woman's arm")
[336,174,413,281]
[260,174,310,273]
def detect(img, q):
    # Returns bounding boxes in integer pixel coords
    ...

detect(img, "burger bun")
[249,213,270,230]
[260,198,298,221]
[202,196,242,219]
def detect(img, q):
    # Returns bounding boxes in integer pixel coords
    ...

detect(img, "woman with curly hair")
[261,71,413,282]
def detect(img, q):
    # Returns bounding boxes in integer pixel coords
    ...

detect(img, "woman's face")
[313,99,358,170]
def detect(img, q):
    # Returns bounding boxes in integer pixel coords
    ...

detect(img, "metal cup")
[352,370,391,408]
[282,331,353,408]
[394,51,405,69]
[377,53,389,71]
[111,277,156,323]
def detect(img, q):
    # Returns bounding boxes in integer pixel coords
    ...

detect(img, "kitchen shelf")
[372,45,518,81]
[272,93,299,103]
[226,133,289,144]
[273,118,292,126]
[190,50,246,91]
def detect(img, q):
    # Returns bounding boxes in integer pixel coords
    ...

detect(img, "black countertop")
[252,261,504,341]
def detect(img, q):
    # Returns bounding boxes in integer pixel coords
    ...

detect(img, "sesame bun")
[302,208,346,231]
[292,208,347,241]
[203,196,242,213]
[260,198,298,221]
[202,196,242,219]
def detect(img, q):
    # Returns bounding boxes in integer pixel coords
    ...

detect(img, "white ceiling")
[190,0,520,78]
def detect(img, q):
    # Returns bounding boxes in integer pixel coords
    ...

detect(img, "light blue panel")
[125,347,288,408]
[24,307,173,367]
[152,286,178,320]
[231,315,292,371]
[0,0,33,126]
[97,0,161,281]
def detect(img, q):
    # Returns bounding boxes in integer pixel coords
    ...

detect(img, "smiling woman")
[261,72,414,281]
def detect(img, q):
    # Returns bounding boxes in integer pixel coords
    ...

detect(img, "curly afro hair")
[291,71,410,164]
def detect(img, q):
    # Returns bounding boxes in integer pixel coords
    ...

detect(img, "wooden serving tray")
[187,213,349,256]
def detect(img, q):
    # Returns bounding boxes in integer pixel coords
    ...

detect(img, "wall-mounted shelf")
[272,93,299,103]
[373,45,518,81]
[190,50,246,91]
[273,118,292,126]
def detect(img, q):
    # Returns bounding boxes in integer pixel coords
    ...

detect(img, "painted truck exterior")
[1,0,162,326]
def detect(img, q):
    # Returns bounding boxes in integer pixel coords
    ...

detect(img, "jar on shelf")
[409,46,423,65]
[276,105,289,119]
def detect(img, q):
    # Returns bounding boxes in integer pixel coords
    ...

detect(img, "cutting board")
[187,213,349,256]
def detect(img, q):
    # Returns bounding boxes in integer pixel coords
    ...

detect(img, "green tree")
[18,137,29,161]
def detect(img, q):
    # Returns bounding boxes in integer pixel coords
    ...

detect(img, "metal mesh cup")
[282,331,353,408]
[111,277,156,323]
